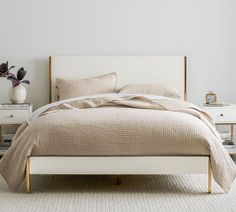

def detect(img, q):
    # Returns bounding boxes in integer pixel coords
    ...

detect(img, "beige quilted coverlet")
[0,94,235,191]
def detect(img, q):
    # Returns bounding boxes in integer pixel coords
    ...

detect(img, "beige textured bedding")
[0,94,235,191]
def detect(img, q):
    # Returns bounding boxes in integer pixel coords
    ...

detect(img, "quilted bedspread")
[0,94,235,191]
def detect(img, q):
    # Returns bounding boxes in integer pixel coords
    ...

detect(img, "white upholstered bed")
[25,56,212,193]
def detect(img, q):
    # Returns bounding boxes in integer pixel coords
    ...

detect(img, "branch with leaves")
[0,61,30,87]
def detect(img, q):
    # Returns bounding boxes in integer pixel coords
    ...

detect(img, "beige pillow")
[56,72,117,100]
[119,83,182,99]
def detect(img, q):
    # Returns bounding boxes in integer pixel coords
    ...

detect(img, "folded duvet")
[0,94,235,191]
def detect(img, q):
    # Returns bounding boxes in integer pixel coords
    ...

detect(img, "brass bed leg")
[208,157,212,193]
[26,157,31,193]
[116,176,122,185]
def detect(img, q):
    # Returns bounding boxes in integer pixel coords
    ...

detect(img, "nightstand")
[202,104,236,156]
[0,104,32,156]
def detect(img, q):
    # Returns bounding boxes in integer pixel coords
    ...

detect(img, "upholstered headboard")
[49,56,187,102]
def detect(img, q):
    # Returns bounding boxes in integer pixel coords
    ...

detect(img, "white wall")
[0,0,235,109]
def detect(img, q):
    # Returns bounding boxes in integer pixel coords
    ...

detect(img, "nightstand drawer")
[0,110,30,124]
[205,108,236,123]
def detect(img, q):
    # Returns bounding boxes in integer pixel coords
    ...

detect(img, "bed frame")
[25,56,212,193]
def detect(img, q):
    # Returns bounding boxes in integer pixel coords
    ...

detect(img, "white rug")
[0,174,235,212]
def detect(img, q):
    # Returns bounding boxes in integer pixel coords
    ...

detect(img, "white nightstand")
[202,105,236,156]
[0,104,32,156]
[202,105,236,125]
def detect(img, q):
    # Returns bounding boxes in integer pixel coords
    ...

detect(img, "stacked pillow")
[56,72,117,100]
[118,83,182,99]
[56,72,182,100]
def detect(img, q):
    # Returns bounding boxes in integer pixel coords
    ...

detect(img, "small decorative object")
[0,61,30,103]
[8,84,27,103]
[205,90,217,104]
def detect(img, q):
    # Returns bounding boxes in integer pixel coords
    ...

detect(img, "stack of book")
[224,144,236,156]
[0,134,14,156]
[0,149,7,156]
[0,103,31,109]
[1,134,13,146]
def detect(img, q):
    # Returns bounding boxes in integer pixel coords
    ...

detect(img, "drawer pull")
[220,113,224,117]
[10,115,14,118]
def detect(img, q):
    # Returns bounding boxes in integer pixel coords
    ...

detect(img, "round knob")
[10,115,14,118]
[220,113,223,117]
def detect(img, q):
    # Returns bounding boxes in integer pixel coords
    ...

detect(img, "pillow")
[56,72,117,100]
[119,83,182,99]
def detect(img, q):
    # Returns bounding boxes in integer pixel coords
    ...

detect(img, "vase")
[8,84,27,103]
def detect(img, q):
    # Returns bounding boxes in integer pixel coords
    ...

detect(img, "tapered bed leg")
[208,158,212,193]
[26,158,31,193]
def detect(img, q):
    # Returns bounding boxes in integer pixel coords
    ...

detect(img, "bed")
[0,56,235,193]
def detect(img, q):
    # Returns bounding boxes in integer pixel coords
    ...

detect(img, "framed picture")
[205,91,217,104]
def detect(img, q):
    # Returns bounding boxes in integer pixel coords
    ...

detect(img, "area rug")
[0,174,235,212]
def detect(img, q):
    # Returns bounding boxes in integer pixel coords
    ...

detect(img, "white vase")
[8,84,27,103]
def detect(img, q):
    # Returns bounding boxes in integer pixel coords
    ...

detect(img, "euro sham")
[56,72,117,100]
